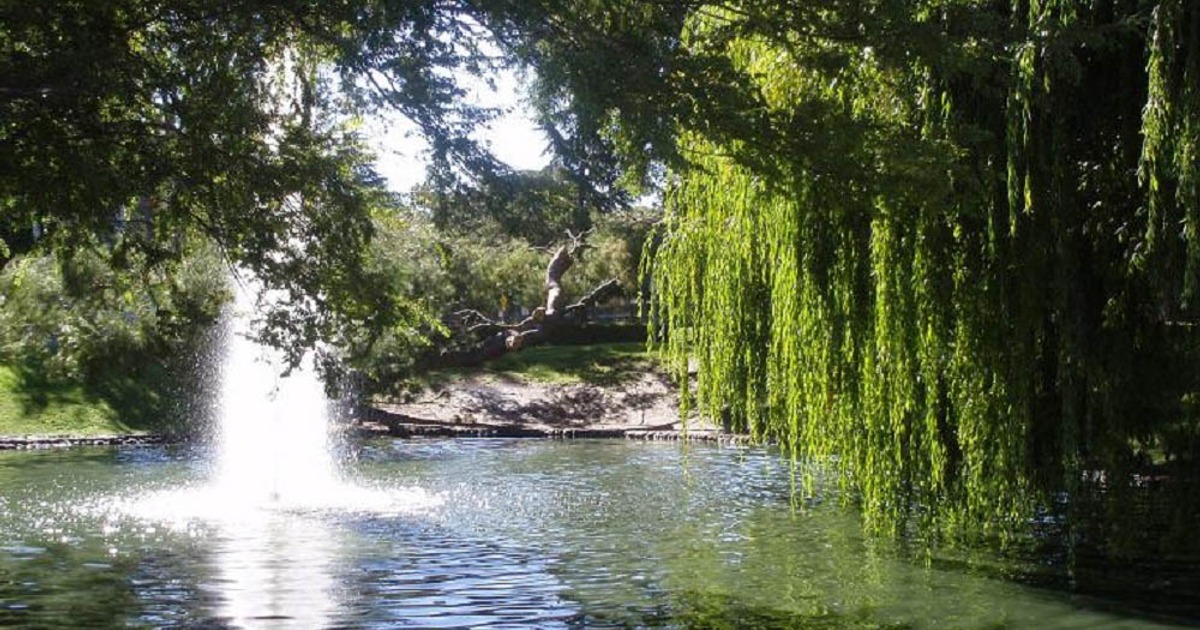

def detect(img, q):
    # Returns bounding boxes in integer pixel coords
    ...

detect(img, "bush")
[0,241,229,432]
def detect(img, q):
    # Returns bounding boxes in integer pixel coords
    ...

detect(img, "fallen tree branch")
[561,278,621,319]
[426,231,630,369]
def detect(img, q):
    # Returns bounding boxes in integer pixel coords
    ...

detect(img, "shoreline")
[353,405,750,445]
[2,363,753,449]
[357,368,747,444]
[0,426,750,450]
[0,433,182,450]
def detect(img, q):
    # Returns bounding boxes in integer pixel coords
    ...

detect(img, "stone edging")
[0,434,181,450]
[352,421,752,445]
[1,426,753,450]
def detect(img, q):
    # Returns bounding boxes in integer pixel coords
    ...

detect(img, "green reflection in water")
[0,441,1193,629]
[1,543,137,627]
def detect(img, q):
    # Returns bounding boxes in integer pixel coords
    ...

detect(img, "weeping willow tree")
[643,0,1200,544]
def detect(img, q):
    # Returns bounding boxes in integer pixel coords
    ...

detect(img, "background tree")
[1,0,664,407]
[426,166,591,246]
[347,196,655,392]
[0,242,228,431]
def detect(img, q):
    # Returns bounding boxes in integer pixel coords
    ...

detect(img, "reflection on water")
[211,512,348,629]
[0,440,1195,629]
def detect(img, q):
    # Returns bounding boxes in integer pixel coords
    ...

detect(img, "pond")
[0,438,1192,628]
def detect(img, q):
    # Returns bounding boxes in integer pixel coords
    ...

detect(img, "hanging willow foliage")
[647,0,1200,545]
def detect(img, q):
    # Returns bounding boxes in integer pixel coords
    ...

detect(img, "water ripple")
[0,440,1191,629]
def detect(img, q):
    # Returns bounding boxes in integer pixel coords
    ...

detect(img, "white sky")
[366,68,551,192]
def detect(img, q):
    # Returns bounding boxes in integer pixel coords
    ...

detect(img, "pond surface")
[0,439,1191,628]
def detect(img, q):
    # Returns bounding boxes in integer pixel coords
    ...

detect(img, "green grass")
[0,353,199,437]
[427,342,658,387]
[0,364,131,436]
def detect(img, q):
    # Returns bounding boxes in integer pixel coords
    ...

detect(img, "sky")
[366,68,551,193]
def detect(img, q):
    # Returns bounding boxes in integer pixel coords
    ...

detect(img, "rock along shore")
[359,370,751,445]
[353,406,750,445]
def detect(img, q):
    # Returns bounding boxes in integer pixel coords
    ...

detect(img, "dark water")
[0,439,1191,628]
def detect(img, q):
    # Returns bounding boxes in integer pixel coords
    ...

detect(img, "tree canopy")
[418,0,1198,545]
[1,0,515,363]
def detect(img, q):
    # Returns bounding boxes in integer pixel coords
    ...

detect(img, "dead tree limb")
[544,228,592,315]
[432,230,625,368]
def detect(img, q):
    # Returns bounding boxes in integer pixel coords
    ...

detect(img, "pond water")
[0,438,1191,629]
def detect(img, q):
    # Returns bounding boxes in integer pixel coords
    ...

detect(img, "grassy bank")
[423,342,658,387]
[0,361,195,437]
[0,365,129,436]
[2,343,659,435]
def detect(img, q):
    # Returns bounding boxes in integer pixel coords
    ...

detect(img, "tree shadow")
[9,359,84,416]
[6,342,213,436]
[458,387,607,428]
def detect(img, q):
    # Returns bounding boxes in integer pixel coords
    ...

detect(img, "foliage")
[345,204,654,391]
[534,0,1200,546]
[1,0,667,388]
[0,0,520,365]
[15,0,1198,555]
[424,166,592,246]
[333,209,519,389]
[485,1,688,202]
[0,242,227,433]
[565,207,660,301]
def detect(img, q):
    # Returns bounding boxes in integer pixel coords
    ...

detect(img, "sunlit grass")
[425,342,657,387]
[0,364,130,436]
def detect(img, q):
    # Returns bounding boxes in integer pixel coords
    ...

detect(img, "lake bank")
[2,344,746,447]
[357,342,742,443]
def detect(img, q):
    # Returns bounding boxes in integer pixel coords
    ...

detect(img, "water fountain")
[124,277,433,521]
[212,278,341,508]
[115,278,437,627]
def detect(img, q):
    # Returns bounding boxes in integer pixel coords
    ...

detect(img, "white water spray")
[117,275,440,523]
[108,275,439,628]
[212,279,340,507]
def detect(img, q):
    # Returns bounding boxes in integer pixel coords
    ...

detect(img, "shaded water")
[0,439,1191,628]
